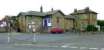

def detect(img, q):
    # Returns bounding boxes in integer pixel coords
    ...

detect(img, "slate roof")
[17,10,65,17]
[65,15,75,19]
[46,10,65,16]
[70,7,97,15]
[18,11,46,16]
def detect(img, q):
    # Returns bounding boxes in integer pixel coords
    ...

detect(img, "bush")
[86,25,98,31]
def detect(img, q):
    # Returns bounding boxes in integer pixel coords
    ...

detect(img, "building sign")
[48,23,52,26]
[28,21,36,32]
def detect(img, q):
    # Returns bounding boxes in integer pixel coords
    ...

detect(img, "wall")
[0,27,7,32]
[18,16,42,32]
[51,12,65,29]
[64,18,74,31]
[75,13,97,31]
[25,16,42,32]
[18,16,27,32]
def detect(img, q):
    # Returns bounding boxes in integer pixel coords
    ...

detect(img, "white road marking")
[80,47,87,49]
[101,48,104,50]
[50,46,59,47]
[89,48,98,50]
[61,43,75,48]
[14,44,59,48]
[14,43,101,50]
[61,44,78,48]
[14,44,33,46]
[69,46,78,48]
[61,45,69,48]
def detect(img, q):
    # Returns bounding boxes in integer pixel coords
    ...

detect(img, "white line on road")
[80,47,87,49]
[48,46,59,47]
[14,44,59,48]
[101,48,104,50]
[14,43,36,46]
[61,43,75,48]
[61,45,78,48]
[89,48,98,50]
[61,45,69,48]
[69,46,78,48]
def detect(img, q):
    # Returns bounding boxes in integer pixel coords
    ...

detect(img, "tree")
[97,20,104,31]
[86,25,98,31]
[97,20,104,26]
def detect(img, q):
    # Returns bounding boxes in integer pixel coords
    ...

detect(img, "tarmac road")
[0,32,104,50]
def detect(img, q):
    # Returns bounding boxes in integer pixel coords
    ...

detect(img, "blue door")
[43,16,51,28]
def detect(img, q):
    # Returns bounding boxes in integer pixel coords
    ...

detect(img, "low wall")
[0,27,7,32]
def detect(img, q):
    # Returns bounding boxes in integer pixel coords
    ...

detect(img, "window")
[47,18,52,26]
[47,18,51,23]
[28,16,32,20]
[56,17,59,23]
[79,15,87,19]
[81,22,87,29]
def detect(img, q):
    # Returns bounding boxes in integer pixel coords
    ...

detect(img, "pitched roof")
[18,11,46,16]
[46,10,65,16]
[65,15,75,19]
[71,7,97,15]
[17,10,65,17]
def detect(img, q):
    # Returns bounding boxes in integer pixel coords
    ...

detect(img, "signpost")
[28,21,36,42]
[6,17,11,43]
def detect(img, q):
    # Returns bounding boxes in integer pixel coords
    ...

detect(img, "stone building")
[17,11,46,32]
[64,15,75,32]
[17,7,98,33]
[70,7,97,31]
[45,10,65,32]
[17,6,66,33]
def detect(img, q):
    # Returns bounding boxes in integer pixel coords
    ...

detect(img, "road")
[0,32,104,50]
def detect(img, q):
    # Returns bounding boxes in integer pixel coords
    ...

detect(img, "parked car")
[50,27,64,34]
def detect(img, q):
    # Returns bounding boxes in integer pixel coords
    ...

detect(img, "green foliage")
[11,16,20,32]
[97,20,104,31]
[86,25,98,31]
[97,20,104,26]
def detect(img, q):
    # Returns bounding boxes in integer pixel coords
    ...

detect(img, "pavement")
[0,32,104,50]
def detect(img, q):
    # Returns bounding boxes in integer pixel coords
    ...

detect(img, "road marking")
[14,44,33,46]
[80,47,87,49]
[89,48,98,50]
[61,43,75,48]
[61,45,78,48]
[61,45,69,48]
[49,46,59,47]
[14,43,59,48]
[69,46,78,48]
[101,48,104,50]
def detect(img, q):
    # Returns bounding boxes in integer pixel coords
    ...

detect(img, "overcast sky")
[0,0,103,20]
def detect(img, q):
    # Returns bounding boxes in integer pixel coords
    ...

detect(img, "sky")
[0,0,103,20]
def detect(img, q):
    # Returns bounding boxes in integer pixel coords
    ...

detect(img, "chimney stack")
[85,7,89,12]
[40,6,43,13]
[51,8,54,12]
[74,9,77,13]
